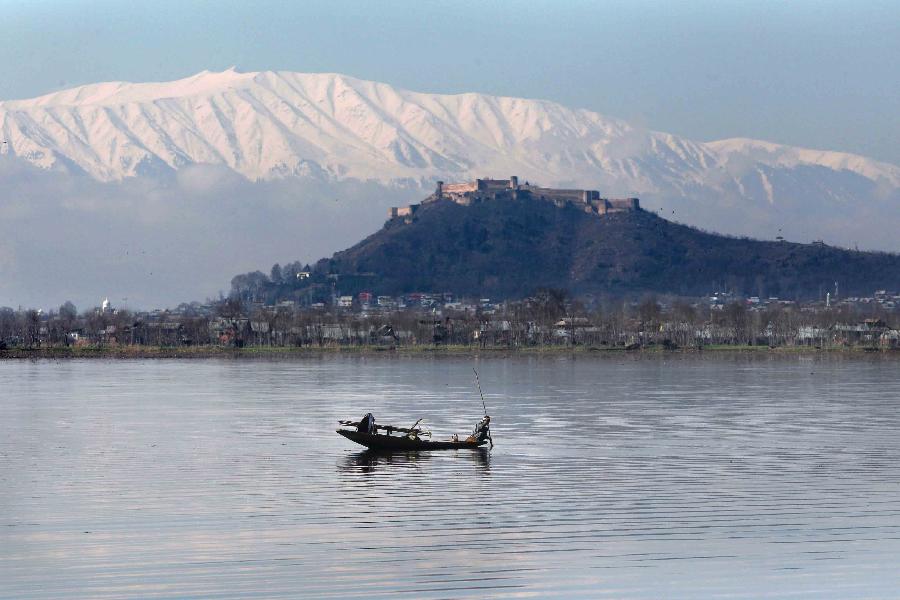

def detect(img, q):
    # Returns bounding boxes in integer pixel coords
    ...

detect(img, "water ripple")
[2,355,900,598]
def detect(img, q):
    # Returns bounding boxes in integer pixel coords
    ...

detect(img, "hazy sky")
[2,0,898,164]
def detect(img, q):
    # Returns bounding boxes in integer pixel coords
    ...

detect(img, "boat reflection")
[341,449,432,473]
[339,447,491,474]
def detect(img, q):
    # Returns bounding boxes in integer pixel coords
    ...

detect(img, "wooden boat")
[338,369,493,452]
[336,416,492,451]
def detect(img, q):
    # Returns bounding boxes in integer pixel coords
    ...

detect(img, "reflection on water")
[340,448,490,474]
[2,355,900,598]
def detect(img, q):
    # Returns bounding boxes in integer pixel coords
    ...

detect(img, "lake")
[2,355,900,598]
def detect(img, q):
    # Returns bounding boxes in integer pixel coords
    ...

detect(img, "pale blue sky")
[2,0,898,163]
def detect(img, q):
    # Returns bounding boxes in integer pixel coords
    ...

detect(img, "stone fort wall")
[389,176,640,220]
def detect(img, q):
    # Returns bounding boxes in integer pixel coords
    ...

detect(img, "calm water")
[2,355,900,599]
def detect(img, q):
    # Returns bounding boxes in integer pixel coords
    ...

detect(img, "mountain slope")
[2,69,897,192]
[311,197,900,300]
[4,68,900,263]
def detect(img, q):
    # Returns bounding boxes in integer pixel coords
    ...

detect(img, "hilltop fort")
[389,176,640,221]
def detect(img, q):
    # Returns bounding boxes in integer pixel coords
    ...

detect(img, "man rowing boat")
[466,415,493,448]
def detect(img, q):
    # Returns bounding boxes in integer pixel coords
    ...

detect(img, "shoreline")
[2,344,897,359]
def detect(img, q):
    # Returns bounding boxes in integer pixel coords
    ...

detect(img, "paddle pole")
[473,368,487,416]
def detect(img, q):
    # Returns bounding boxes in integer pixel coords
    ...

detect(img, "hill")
[238,194,900,302]
[5,69,900,308]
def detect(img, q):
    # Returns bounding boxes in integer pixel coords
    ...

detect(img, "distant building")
[389,176,640,220]
[377,295,397,309]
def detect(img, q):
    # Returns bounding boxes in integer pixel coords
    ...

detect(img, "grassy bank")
[1,343,896,359]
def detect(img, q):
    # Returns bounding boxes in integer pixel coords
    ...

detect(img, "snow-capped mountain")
[2,69,900,309]
[2,68,898,194]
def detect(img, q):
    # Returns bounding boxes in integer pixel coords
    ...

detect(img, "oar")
[407,418,424,438]
[473,368,487,416]
[473,368,493,448]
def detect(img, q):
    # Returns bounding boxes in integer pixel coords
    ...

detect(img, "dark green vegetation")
[241,195,900,302]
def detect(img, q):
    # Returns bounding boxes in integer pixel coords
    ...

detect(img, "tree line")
[2,292,897,351]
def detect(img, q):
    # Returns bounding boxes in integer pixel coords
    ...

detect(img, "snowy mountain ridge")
[2,68,898,192]
[2,69,900,310]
